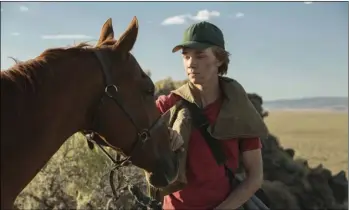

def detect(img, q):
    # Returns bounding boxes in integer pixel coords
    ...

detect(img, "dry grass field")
[265,110,348,175]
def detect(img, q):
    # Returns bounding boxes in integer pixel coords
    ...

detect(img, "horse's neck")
[1,53,104,206]
[3,53,103,140]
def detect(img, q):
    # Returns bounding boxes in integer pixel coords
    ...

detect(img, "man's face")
[181,47,222,85]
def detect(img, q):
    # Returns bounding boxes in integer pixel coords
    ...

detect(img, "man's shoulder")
[220,76,236,83]
[220,76,243,87]
[219,76,247,99]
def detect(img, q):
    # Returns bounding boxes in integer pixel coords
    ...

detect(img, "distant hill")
[263,97,348,112]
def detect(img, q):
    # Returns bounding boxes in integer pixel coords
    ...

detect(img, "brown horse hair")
[1,42,97,94]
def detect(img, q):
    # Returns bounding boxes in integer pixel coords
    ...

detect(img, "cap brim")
[171,41,213,53]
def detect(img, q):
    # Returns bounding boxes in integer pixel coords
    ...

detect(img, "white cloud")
[304,1,313,4]
[189,10,220,21]
[11,32,20,36]
[161,9,220,26]
[161,15,189,25]
[41,34,93,40]
[19,6,29,12]
[235,12,245,18]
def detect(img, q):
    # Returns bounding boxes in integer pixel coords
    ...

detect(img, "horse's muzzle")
[148,152,179,188]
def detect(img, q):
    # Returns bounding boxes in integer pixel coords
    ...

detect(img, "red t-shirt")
[156,93,262,210]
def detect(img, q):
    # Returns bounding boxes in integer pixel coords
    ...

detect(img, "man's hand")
[214,149,263,210]
[168,128,184,152]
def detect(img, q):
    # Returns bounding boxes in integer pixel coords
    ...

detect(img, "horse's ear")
[97,18,114,46]
[113,16,138,52]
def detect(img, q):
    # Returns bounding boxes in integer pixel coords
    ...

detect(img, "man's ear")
[216,60,224,67]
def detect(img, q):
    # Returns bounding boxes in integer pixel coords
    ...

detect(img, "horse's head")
[84,17,178,188]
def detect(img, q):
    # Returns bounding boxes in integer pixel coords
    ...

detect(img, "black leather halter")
[84,50,165,200]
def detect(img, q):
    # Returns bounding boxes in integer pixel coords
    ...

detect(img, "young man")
[154,21,268,210]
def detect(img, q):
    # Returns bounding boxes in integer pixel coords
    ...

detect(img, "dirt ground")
[264,110,348,175]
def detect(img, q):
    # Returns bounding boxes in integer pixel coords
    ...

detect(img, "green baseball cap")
[172,21,225,53]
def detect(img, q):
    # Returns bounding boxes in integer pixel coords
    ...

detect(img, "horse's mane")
[1,42,95,93]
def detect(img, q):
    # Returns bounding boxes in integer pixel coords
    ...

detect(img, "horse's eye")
[147,88,155,96]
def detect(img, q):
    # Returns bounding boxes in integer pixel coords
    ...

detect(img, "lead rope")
[85,133,162,210]
[127,185,162,210]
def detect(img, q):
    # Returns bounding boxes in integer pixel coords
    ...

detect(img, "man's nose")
[187,57,197,68]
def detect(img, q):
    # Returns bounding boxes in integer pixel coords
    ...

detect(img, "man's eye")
[196,53,206,59]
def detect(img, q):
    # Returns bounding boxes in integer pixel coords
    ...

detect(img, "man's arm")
[215,141,263,209]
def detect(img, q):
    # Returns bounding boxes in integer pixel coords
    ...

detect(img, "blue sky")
[1,2,347,100]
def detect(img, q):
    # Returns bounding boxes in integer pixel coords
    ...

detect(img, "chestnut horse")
[1,17,179,209]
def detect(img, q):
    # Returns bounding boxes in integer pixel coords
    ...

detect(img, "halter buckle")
[105,85,118,98]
